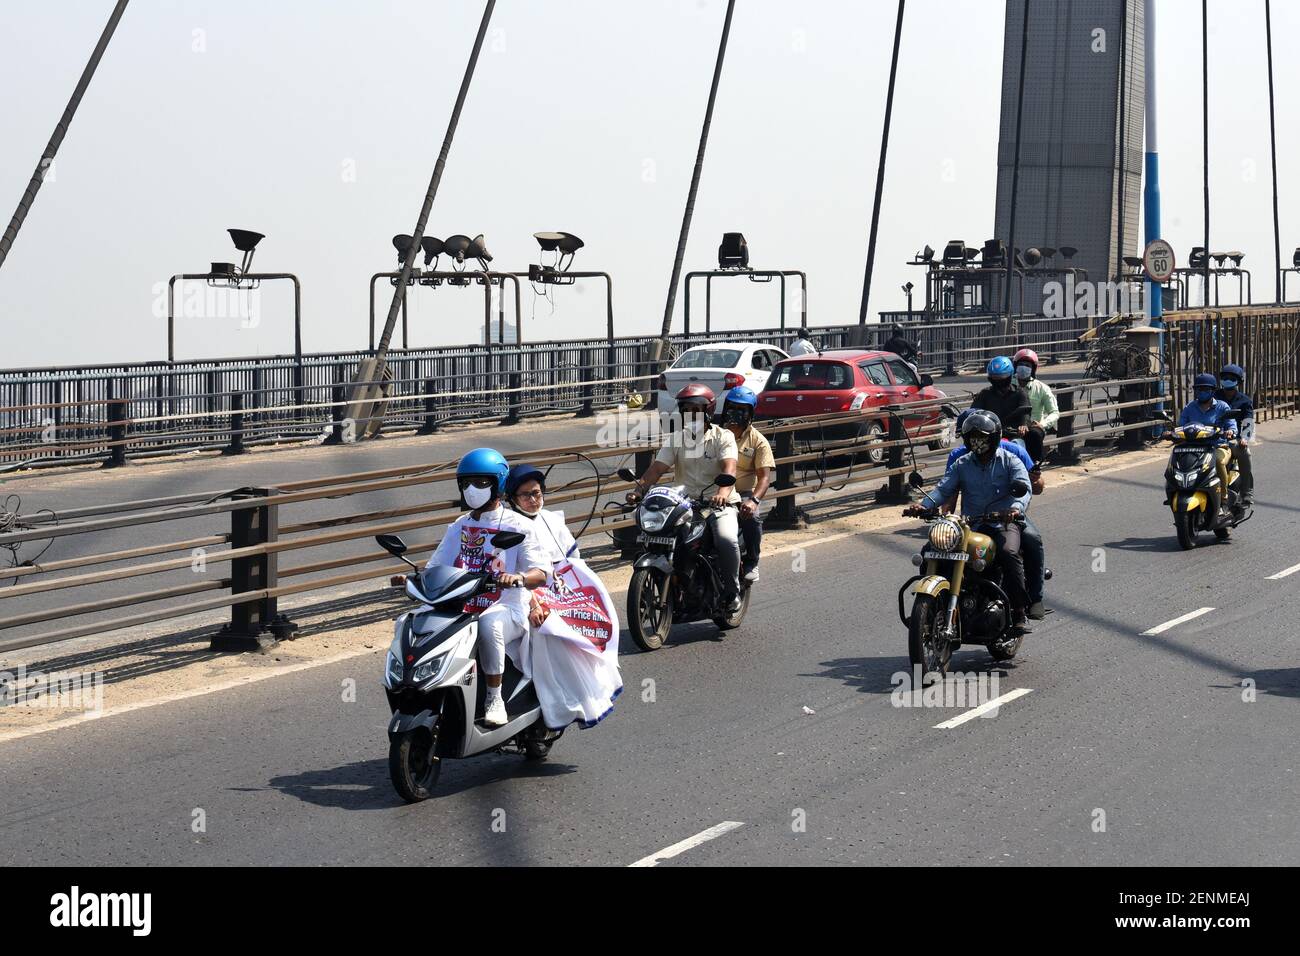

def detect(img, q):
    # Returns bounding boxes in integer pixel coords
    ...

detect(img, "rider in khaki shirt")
[721,387,772,583]
[628,384,743,611]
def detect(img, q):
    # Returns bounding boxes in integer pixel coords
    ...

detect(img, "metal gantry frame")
[167,271,303,386]
[682,269,807,336]
[367,270,523,351]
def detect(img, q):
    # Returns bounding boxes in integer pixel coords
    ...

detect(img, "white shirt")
[788,337,816,356]
[526,508,578,564]
[428,506,551,615]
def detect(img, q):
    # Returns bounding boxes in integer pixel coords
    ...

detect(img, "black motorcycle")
[616,468,750,651]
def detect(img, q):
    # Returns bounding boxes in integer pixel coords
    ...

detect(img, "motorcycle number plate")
[922,550,969,562]
[1172,446,1205,453]
[638,534,676,547]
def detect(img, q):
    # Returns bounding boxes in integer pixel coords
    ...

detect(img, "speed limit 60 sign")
[1143,239,1176,283]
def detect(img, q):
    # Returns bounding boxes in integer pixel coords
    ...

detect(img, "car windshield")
[768,362,853,390]
[673,348,741,369]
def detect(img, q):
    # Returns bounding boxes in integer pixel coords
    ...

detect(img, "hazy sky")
[1,0,1297,367]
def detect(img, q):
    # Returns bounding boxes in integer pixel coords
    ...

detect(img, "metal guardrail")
[0,314,1094,469]
[0,377,1192,657]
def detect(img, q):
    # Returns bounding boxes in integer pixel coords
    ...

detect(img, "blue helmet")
[504,462,545,498]
[1220,363,1244,385]
[723,385,758,408]
[456,447,509,493]
[1193,373,1217,398]
[987,356,1014,379]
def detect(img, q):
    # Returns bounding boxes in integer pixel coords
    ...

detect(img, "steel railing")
[0,374,1216,657]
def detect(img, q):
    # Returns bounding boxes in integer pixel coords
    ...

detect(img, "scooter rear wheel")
[389,729,440,803]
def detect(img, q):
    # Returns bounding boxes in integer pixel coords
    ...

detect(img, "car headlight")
[639,508,670,532]
[385,650,404,686]
[928,518,963,552]
[412,652,449,685]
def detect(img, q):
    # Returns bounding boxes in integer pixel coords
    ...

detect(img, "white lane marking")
[1266,562,1300,580]
[628,821,745,867]
[932,687,1034,729]
[1141,607,1215,635]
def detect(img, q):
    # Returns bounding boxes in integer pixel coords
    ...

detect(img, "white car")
[656,342,789,412]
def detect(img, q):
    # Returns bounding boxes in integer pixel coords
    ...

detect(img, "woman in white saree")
[504,464,622,730]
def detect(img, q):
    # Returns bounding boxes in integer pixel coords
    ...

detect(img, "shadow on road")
[1098,535,1191,554]
[1234,667,1300,701]
[262,755,579,809]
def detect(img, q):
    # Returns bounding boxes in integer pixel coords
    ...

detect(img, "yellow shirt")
[732,425,775,495]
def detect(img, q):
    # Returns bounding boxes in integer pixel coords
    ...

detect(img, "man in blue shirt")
[910,410,1033,633]
[946,411,1049,619]
[1180,372,1237,500]
[1215,363,1254,506]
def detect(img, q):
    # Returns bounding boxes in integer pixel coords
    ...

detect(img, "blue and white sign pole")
[1143,0,1167,428]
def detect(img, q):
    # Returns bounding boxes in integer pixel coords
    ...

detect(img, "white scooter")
[376,533,562,803]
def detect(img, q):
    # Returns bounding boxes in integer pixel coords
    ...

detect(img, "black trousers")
[1023,424,1046,466]
[981,522,1030,611]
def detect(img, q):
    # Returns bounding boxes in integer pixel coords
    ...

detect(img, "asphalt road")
[1,414,1297,866]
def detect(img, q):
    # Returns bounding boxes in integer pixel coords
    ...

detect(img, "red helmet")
[675,383,716,405]
[1013,348,1039,370]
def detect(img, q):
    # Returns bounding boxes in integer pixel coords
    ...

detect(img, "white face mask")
[463,484,494,509]
[515,497,542,517]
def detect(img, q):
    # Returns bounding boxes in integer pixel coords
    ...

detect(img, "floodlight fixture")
[1059,245,1078,260]
[443,234,473,269]
[1293,247,1300,269]
[1212,252,1229,269]
[420,235,443,268]
[392,233,415,266]
[902,281,914,294]
[981,238,1006,268]
[1122,255,1143,269]
[1038,247,1057,260]
[227,228,265,275]
[942,240,966,266]
[718,232,749,270]
[468,234,492,270]
[1023,247,1043,267]
[1188,246,1208,269]
[920,244,935,262]
[1227,251,1244,269]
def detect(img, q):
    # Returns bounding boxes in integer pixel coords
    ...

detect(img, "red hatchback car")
[757,349,958,460]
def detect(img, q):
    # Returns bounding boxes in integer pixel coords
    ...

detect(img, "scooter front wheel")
[389,729,441,803]
[1174,509,1198,550]
[628,566,674,651]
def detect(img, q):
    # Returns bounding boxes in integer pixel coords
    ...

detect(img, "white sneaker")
[743,567,760,583]
[483,692,508,727]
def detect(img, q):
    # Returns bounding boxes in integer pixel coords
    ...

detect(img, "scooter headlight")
[412,651,449,685]
[385,650,404,686]
[928,518,963,552]
[1175,471,1199,487]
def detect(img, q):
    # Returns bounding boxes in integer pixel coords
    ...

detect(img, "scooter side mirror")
[490,531,526,550]
[1011,480,1030,497]
[714,473,737,487]
[908,470,925,489]
[616,467,638,483]
[376,534,408,556]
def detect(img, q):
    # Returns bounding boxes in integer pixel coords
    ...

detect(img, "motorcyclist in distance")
[1215,363,1255,507]
[627,384,743,612]
[971,356,1032,441]
[1179,373,1237,499]
[908,409,1034,634]
[719,385,773,584]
